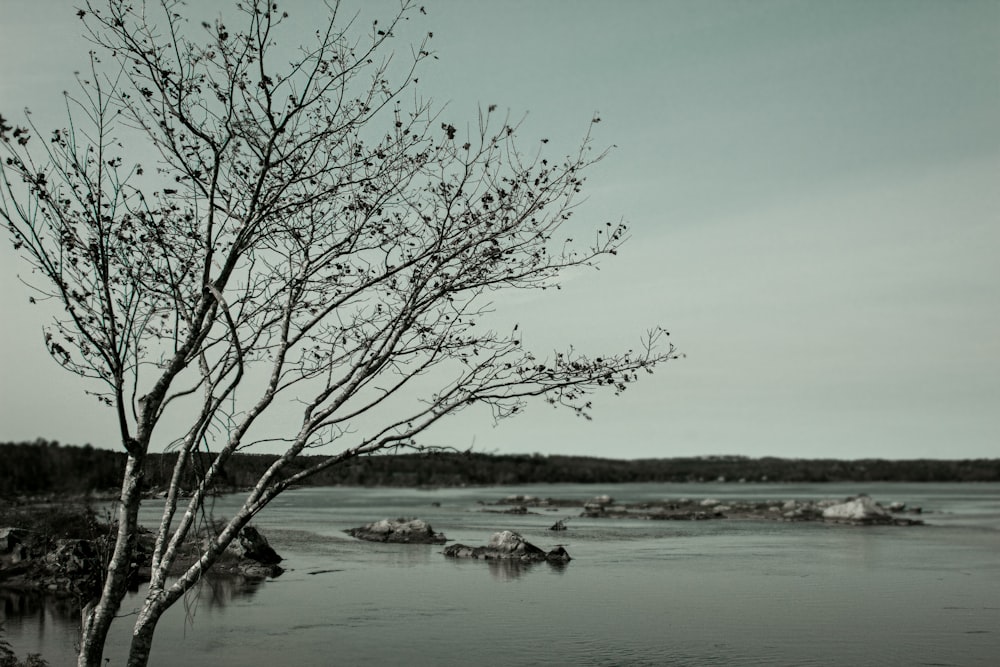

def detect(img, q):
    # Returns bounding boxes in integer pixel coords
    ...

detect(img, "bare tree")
[0,1,677,665]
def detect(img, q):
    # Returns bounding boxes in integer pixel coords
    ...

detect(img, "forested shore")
[2,440,998,497]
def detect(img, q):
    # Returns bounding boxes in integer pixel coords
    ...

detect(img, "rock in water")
[239,525,283,564]
[443,530,571,563]
[546,546,572,562]
[822,495,892,524]
[488,530,545,557]
[346,518,447,544]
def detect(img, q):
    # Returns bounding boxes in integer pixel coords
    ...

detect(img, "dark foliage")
[0,503,104,542]
[1,440,998,497]
[0,440,126,495]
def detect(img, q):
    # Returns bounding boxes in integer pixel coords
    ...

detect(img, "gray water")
[3,482,999,666]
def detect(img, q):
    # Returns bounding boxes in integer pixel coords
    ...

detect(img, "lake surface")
[3,482,999,666]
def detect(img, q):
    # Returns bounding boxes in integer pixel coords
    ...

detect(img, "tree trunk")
[124,501,260,665]
[125,596,165,667]
[78,453,144,667]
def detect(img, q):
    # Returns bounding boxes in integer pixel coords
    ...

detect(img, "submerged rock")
[503,494,542,505]
[346,518,447,544]
[237,560,284,580]
[443,530,570,563]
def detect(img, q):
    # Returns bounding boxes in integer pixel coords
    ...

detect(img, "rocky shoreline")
[0,505,283,602]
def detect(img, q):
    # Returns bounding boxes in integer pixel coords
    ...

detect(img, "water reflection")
[200,575,263,609]
[0,571,266,625]
[485,559,569,582]
[1,574,269,664]
[174,573,265,611]
[0,589,79,625]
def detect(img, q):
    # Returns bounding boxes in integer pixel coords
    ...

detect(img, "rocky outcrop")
[820,495,920,525]
[0,528,105,597]
[144,523,285,580]
[1,518,285,592]
[822,495,889,523]
[346,518,447,544]
[228,525,284,578]
[484,493,924,525]
[443,530,571,563]
[239,526,282,565]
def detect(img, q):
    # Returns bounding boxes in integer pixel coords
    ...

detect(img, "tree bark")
[125,596,165,667]
[124,503,257,666]
[78,453,144,667]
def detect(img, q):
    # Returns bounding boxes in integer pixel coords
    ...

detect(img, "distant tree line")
[0,440,126,495]
[1,440,998,497]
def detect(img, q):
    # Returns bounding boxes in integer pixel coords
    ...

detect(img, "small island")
[485,493,924,525]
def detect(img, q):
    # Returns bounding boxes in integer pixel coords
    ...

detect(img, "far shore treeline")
[1,439,999,497]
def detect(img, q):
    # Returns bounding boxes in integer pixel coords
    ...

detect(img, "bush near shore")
[1,439,998,497]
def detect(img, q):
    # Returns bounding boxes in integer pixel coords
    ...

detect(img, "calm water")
[3,482,999,666]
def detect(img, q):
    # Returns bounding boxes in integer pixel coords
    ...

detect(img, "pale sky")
[1,0,998,460]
